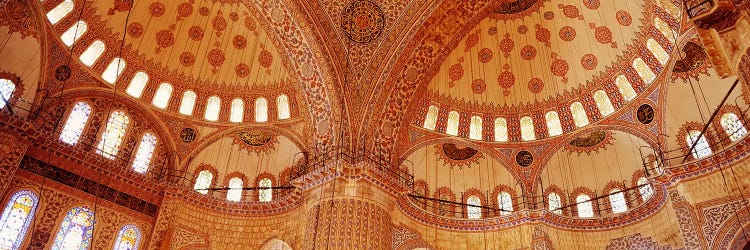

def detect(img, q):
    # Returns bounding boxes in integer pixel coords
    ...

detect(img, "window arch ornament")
[255,98,268,123]
[615,75,637,101]
[547,192,562,215]
[102,58,126,84]
[576,194,594,218]
[60,21,87,47]
[637,177,654,201]
[633,58,656,85]
[0,78,16,109]
[178,91,196,115]
[647,38,669,66]
[445,111,460,136]
[227,177,244,202]
[497,191,513,216]
[47,0,74,25]
[423,105,439,130]
[125,72,148,98]
[609,189,628,214]
[97,111,130,159]
[276,95,290,120]
[466,196,482,219]
[79,40,105,67]
[52,206,95,250]
[520,116,535,141]
[593,90,615,116]
[60,102,92,145]
[469,116,482,140]
[132,133,157,174]
[0,190,39,250]
[152,83,173,109]
[113,224,141,250]
[686,130,712,159]
[545,111,562,137]
[494,117,508,142]
[193,169,214,195]
[258,178,272,202]
[230,98,244,123]
[570,102,590,127]
[720,112,747,142]
[204,96,221,121]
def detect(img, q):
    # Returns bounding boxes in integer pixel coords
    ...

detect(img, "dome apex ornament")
[341,0,385,43]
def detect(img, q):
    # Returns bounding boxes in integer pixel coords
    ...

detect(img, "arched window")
[576,194,594,218]
[229,98,244,123]
[594,90,615,116]
[498,192,513,215]
[79,40,105,67]
[0,190,38,250]
[259,178,272,202]
[102,58,126,84]
[545,111,562,137]
[227,177,243,202]
[647,39,669,65]
[193,170,213,195]
[113,224,141,250]
[61,21,87,47]
[654,18,676,42]
[0,79,16,109]
[423,105,439,130]
[469,116,482,140]
[47,0,74,25]
[686,130,712,159]
[609,189,628,214]
[466,196,482,219]
[132,133,156,174]
[152,83,173,109]
[276,95,290,120]
[178,91,196,115]
[125,72,148,98]
[97,111,130,159]
[637,177,654,201]
[615,75,637,101]
[52,206,94,250]
[570,102,590,127]
[633,58,656,85]
[59,102,91,145]
[548,192,562,215]
[659,0,682,19]
[520,116,535,141]
[494,118,508,142]
[255,98,268,123]
[445,111,460,136]
[720,113,748,141]
[204,96,221,121]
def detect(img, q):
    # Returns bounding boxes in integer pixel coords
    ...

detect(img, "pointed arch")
[720,113,747,141]
[576,194,594,218]
[97,111,130,159]
[255,98,268,123]
[0,79,16,109]
[445,111,460,136]
[423,105,439,130]
[152,83,173,109]
[686,130,712,159]
[60,21,87,47]
[230,98,244,123]
[545,111,562,137]
[615,75,637,101]
[178,91,196,115]
[52,206,95,250]
[59,102,92,145]
[548,192,562,215]
[125,72,148,98]
[113,224,141,250]
[466,196,482,219]
[497,192,513,216]
[259,178,272,202]
[469,116,482,140]
[102,58,126,84]
[494,117,508,142]
[227,177,243,202]
[204,96,221,121]
[0,190,38,250]
[520,116,535,141]
[570,102,590,127]
[193,170,213,195]
[132,133,157,174]
[79,40,105,67]
[609,189,628,214]
[594,90,615,116]
[276,95,290,120]
[637,177,654,201]
[633,58,656,84]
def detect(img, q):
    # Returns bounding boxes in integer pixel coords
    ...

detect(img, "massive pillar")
[0,129,30,196]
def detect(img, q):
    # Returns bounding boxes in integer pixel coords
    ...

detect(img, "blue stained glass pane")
[52,207,95,250]
[0,190,39,250]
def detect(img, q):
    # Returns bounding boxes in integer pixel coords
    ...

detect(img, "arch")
[548,192,562,215]
[0,190,39,250]
[96,111,130,159]
[47,0,74,25]
[255,98,268,123]
[637,177,653,201]
[609,189,628,214]
[445,111,460,136]
[52,206,95,250]
[423,105,439,130]
[570,102,590,127]
[615,75,637,101]
[720,113,747,141]
[204,96,221,121]
[545,111,562,137]
[497,191,513,215]
[102,58,126,84]
[276,94,290,120]
[647,38,669,65]
[494,117,508,142]
[152,83,173,109]
[230,98,244,123]
[193,170,213,195]
[132,133,157,174]
[520,116,535,141]
[686,130,712,159]
[654,17,676,42]
[258,178,272,202]
[593,90,615,116]
[633,58,656,84]
[79,40,105,67]
[576,194,594,218]
[259,239,292,250]
[113,224,142,250]
[125,71,148,98]
[466,196,482,219]
[0,78,16,109]
[469,116,482,140]
[227,177,243,202]
[60,21,87,47]
[59,101,91,145]
[178,90,196,115]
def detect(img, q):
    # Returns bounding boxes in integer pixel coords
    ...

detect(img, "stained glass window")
[113,224,141,250]
[520,116,535,141]
[0,190,38,250]
[59,102,91,145]
[545,111,562,137]
[132,133,156,174]
[570,102,590,127]
[659,0,682,20]
[687,130,712,159]
[498,192,513,216]
[152,83,173,109]
[609,189,628,214]
[96,111,130,159]
[594,90,615,116]
[634,58,657,85]
[615,75,637,101]
[259,178,272,202]
[204,96,221,121]
[178,91,196,115]
[637,177,654,201]
[720,113,747,141]
[277,95,290,120]
[255,98,268,123]
[0,79,16,109]
[647,39,669,66]
[423,105,439,130]
[576,194,594,218]
[445,111,460,136]
[52,206,94,250]
[47,0,74,25]
[227,177,243,202]
[466,196,482,219]
[79,40,105,67]
[469,116,482,140]
[654,18,676,43]
[494,118,508,142]
[61,21,87,47]
[193,170,213,195]
[548,193,562,215]
[125,72,148,98]
[102,58,126,84]
[230,98,244,123]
